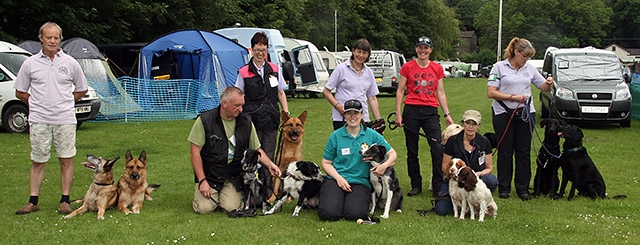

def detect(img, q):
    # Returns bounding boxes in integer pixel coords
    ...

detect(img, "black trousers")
[492,110,535,195]
[318,179,371,221]
[402,105,444,193]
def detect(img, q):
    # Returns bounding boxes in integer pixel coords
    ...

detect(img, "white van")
[214,28,321,96]
[0,41,100,133]
[366,50,406,94]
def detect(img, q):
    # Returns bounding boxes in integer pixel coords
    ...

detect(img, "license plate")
[581,106,608,113]
[75,106,91,114]
[375,78,382,82]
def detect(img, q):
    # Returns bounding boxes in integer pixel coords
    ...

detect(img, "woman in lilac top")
[486,37,553,201]
[323,39,382,130]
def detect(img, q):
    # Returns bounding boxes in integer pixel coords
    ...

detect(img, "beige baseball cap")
[461,110,481,124]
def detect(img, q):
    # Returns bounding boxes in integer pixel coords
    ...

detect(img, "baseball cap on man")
[461,110,481,125]
[344,99,363,113]
[416,36,433,47]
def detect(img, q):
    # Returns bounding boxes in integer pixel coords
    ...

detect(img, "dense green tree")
[474,0,612,60]
[397,0,459,60]
[607,0,640,48]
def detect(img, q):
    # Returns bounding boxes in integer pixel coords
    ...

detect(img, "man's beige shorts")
[193,180,243,214]
[29,123,76,163]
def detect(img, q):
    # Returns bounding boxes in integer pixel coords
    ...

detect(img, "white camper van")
[283,37,329,96]
[214,27,321,96]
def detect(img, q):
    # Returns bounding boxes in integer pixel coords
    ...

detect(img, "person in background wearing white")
[323,39,382,130]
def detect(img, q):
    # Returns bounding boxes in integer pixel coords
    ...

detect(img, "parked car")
[0,41,100,133]
[540,46,632,127]
[366,50,406,94]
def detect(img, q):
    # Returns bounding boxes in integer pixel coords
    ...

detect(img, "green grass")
[1,78,638,244]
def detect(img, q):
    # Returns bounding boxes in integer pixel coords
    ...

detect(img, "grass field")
[1,78,638,244]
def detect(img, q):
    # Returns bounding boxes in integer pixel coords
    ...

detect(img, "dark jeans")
[402,105,444,194]
[492,111,535,196]
[257,129,276,196]
[318,178,371,221]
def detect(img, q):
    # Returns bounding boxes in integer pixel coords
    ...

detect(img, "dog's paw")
[98,216,105,220]
[380,214,389,219]
[63,215,71,219]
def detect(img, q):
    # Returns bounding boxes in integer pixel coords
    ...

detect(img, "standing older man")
[15,22,88,214]
[189,86,281,214]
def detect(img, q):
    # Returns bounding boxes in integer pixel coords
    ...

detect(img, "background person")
[486,37,553,201]
[234,31,290,162]
[234,32,289,200]
[14,22,88,215]
[318,99,397,221]
[188,86,281,214]
[434,110,498,215]
[394,36,454,197]
[323,39,382,130]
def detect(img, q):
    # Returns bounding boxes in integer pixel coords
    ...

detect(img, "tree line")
[1,0,637,67]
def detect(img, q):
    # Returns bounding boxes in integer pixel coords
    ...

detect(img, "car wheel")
[2,104,29,133]
[620,118,631,128]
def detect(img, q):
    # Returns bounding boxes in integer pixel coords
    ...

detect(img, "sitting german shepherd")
[64,154,120,220]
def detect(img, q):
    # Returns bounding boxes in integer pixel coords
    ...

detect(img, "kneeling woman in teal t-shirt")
[318,99,397,221]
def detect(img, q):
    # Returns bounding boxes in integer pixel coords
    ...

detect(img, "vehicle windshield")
[555,54,622,85]
[0,52,30,76]
[367,52,393,67]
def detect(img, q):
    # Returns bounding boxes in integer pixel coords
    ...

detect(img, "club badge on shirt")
[488,74,498,82]
[269,75,278,87]
[341,148,351,156]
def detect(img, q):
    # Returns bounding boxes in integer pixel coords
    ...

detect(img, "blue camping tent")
[139,29,248,89]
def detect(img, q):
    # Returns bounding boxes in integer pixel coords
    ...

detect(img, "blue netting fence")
[88,76,220,122]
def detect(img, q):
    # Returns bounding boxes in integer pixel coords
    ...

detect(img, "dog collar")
[94,181,114,186]
[564,146,583,153]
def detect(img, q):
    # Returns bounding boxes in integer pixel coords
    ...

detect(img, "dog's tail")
[611,194,627,199]
[145,184,161,201]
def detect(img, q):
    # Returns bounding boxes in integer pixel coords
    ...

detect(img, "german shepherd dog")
[272,110,307,198]
[360,142,403,219]
[534,118,566,198]
[64,154,120,220]
[264,160,324,217]
[117,150,160,214]
[240,149,270,213]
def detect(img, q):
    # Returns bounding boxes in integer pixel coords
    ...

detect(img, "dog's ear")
[139,150,147,164]
[281,111,290,123]
[125,149,133,163]
[105,156,120,171]
[540,118,548,128]
[298,110,308,125]
[444,160,453,180]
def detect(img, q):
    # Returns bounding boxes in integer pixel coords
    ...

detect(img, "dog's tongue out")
[291,135,298,141]
[362,156,373,161]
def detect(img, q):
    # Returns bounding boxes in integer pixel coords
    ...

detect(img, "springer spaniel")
[457,167,498,222]
[445,158,467,219]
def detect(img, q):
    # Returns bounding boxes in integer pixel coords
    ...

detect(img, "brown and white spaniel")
[457,167,497,222]
[446,158,467,219]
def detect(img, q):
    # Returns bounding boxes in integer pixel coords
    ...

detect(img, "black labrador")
[534,118,566,198]
[557,125,606,200]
